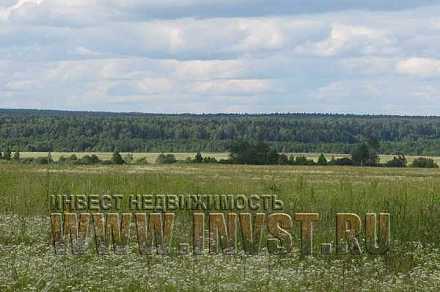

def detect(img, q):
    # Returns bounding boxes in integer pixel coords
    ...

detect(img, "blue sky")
[1,1,440,114]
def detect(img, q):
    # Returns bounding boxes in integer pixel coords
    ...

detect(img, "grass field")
[1,163,440,290]
[19,151,440,165]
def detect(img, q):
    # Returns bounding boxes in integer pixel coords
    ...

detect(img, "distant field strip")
[19,152,440,164]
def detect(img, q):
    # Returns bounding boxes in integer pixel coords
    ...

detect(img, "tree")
[278,154,289,165]
[47,152,53,163]
[229,140,281,165]
[317,153,327,165]
[351,142,378,166]
[4,148,11,160]
[194,152,203,163]
[112,151,125,165]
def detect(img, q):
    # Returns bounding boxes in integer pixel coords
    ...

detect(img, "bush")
[278,154,289,165]
[218,159,233,164]
[194,152,203,163]
[3,149,11,160]
[112,151,125,165]
[293,156,315,166]
[385,154,407,168]
[156,154,177,164]
[77,154,101,165]
[123,153,134,164]
[69,154,78,161]
[20,158,35,164]
[135,157,149,165]
[411,157,439,168]
[203,156,218,163]
[34,157,51,165]
[328,157,353,166]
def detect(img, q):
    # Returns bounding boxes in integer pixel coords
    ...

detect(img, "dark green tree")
[352,143,378,166]
[278,154,289,165]
[229,140,281,165]
[194,152,203,163]
[112,151,125,165]
[4,148,11,160]
[317,153,328,165]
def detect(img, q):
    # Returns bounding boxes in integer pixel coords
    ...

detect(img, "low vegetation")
[1,163,440,290]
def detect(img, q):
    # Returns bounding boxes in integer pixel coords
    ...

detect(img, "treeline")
[1,109,440,155]
[5,151,130,165]
[187,141,438,168]
[1,144,437,168]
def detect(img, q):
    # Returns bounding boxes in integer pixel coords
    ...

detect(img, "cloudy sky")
[1,0,440,114]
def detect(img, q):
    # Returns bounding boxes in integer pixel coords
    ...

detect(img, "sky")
[1,1,440,115]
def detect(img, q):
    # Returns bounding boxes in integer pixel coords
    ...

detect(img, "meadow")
[1,162,440,290]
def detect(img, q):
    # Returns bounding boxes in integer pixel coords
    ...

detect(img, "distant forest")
[1,109,440,155]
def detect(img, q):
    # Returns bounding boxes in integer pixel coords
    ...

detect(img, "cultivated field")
[1,163,440,290]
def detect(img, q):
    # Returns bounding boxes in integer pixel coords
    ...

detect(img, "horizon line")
[1,107,440,118]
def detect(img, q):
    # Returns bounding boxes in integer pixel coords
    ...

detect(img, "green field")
[1,163,440,290]
[19,151,440,165]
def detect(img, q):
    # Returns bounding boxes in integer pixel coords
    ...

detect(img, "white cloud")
[396,57,440,76]
[296,24,395,57]
[1,1,440,114]
[0,0,44,21]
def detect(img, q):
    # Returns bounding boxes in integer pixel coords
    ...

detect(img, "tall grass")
[1,163,440,290]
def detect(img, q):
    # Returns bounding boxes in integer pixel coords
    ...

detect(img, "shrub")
[69,154,78,161]
[20,158,34,164]
[77,154,101,165]
[34,157,51,164]
[135,157,149,165]
[112,151,125,165]
[203,156,218,163]
[328,157,353,166]
[3,148,11,160]
[123,153,134,164]
[293,156,315,165]
[278,154,289,165]
[411,157,439,168]
[385,154,407,168]
[156,154,177,164]
[194,152,203,163]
